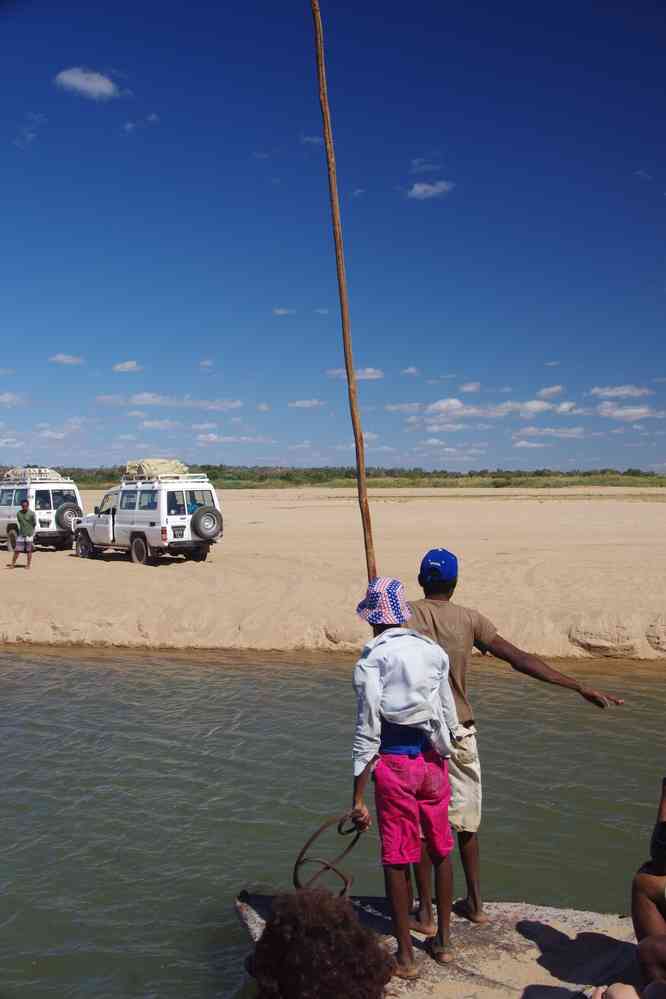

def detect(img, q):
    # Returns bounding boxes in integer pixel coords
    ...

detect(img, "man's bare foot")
[425,937,455,964]
[408,914,437,936]
[454,897,490,924]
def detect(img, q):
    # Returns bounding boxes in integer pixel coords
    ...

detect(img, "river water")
[1,650,662,998]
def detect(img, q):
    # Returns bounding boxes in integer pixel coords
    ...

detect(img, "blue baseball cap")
[419,548,458,585]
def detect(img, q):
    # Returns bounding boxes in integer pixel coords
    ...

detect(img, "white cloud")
[634,169,653,181]
[50,353,84,366]
[0,368,15,375]
[0,438,23,447]
[499,385,513,393]
[191,422,217,430]
[142,419,180,430]
[116,434,136,441]
[301,134,323,145]
[288,399,325,409]
[363,431,380,442]
[112,360,143,373]
[327,367,384,381]
[410,158,441,174]
[97,393,242,412]
[288,441,313,451]
[545,360,560,367]
[37,429,67,440]
[401,366,419,376]
[14,112,47,149]
[124,113,160,134]
[273,307,295,316]
[352,189,366,198]
[597,401,666,422]
[589,384,652,399]
[54,67,122,101]
[422,421,467,433]
[459,381,481,393]
[537,384,564,399]
[407,180,455,200]
[513,440,548,449]
[197,433,275,445]
[199,359,213,368]
[514,426,586,440]
[314,308,329,315]
[653,377,666,384]
[385,402,422,413]
[257,402,271,412]
[128,410,147,418]
[425,396,586,422]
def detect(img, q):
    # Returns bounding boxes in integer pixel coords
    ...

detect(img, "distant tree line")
[0,463,660,486]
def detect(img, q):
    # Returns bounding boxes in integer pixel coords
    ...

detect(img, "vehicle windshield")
[186,489,214,513]
[52,489,77,507]
[167,490,186,516]
[98,494,117,515]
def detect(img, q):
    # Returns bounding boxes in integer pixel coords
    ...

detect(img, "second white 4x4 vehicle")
[74,461,223,565]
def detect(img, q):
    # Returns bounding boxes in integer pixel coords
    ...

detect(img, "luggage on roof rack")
[124,458,189,479]
[3,467,65,482]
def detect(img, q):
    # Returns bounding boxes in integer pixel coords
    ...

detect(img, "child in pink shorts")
[351,577,459,980]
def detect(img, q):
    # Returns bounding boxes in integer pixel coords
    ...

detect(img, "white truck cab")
[0,467,83,550]
[74,461,223,565]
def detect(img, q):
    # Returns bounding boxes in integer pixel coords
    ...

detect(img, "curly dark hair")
[252,889,393,999]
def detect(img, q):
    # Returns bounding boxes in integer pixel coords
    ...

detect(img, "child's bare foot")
[454,897,490,924]
[408,914,437,936]
[392,959,420,980]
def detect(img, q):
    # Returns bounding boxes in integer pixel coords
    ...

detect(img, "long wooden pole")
[310,0,377,582]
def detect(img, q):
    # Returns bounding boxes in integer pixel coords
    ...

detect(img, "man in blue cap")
[407,547,623,927]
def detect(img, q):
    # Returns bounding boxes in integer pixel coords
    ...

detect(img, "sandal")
[425,937,455,965]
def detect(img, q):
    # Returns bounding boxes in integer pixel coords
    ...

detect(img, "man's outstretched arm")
[482,635,624,709]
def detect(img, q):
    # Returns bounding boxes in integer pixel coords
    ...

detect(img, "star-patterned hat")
[356,577,411,626]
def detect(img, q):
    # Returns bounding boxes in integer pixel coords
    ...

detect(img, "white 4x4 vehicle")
[74,468,223,565]
[0,467,83,550]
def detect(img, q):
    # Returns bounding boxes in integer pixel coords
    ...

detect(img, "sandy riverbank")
[2,486,665,657]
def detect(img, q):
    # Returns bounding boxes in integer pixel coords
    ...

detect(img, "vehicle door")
[92,491,117,545]
[34,488,53,534]
[165,488,187,542]
[136,488,160,548]
[0,487,15,537]
[185,486,217,540]
[115,489,137,546]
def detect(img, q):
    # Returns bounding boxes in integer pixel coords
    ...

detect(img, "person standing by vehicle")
[8,498,36,569]
[407,547,624,926]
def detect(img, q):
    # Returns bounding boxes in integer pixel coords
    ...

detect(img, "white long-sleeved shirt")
[352,627,459,776]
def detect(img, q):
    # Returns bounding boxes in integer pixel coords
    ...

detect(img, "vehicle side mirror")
[94,506,100,515]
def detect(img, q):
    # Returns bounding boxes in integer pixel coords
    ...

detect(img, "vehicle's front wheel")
[76,531,96,558]
[6,527,17,552]
[130,535,149,565]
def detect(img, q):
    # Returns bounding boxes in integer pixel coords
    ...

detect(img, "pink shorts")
[374,750,454,866]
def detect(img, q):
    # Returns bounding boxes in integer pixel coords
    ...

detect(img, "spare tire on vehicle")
[55,501,82,532]
[190,506,223,541]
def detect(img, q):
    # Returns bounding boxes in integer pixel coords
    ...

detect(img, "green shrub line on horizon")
[2,464,665,490]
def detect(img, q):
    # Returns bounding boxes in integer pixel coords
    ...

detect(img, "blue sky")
[2,1,665,471]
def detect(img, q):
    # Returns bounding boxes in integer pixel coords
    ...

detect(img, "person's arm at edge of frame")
[480,634,624,709]
[438,647,460,738]
[350,653,382,831]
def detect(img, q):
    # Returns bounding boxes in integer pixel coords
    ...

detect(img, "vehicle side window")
[14,488,28,505]
[52,489,77,507]
[138,491,158,511]
[98,494,116,515]
[35,490,52,511]
[0,488,14,506]
[186,489,213,513]
[166,490,185,516]
[120,491,137,511]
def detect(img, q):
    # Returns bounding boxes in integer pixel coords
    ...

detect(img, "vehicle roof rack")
[3,467,67,483]
[120,472,211,483]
